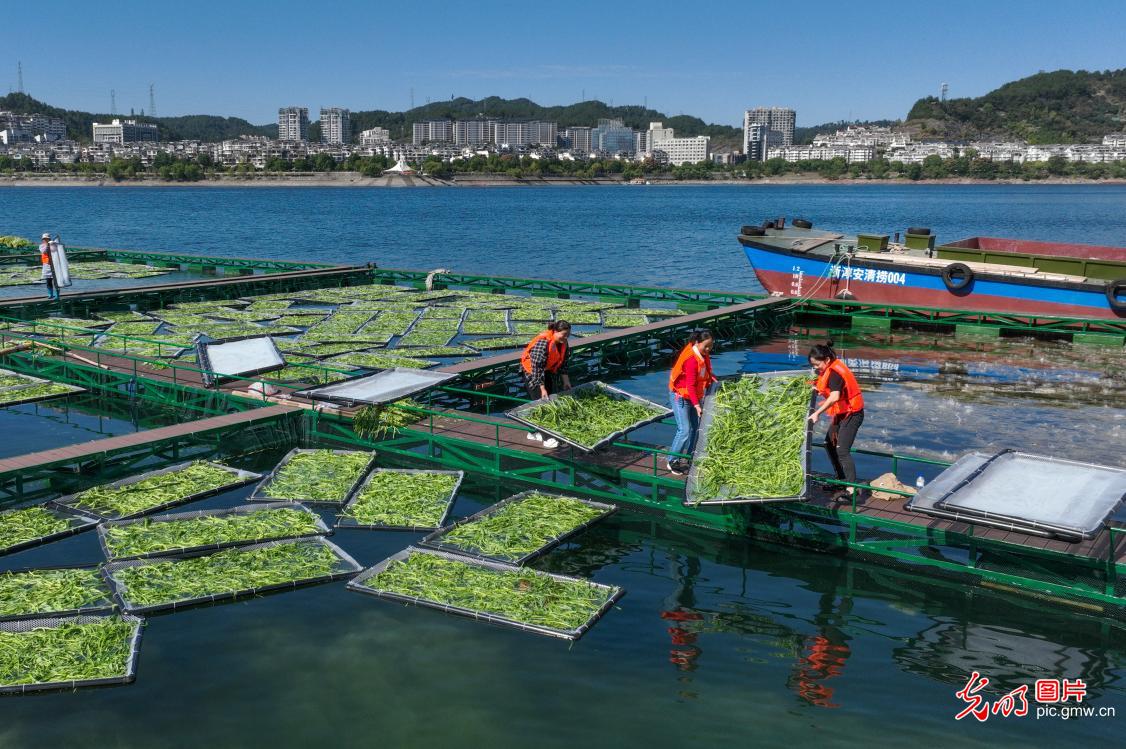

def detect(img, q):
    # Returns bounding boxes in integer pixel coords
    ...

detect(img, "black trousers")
[826,410,864,484]
[523,372,561,401]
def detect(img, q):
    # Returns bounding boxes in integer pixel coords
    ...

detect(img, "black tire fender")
[792,218,813,229]
[1107,279,1126,312]
[907,226,931,235]
[742,226,766,236]
[942,262,974,292]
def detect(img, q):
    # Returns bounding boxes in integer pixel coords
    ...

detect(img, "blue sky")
[4,0,1124,127]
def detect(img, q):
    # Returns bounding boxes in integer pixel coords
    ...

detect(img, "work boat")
[737,220,1126,320]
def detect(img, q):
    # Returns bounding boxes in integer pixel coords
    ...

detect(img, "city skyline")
[4,0,1125,127]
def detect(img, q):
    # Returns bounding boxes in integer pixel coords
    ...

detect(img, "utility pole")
[410,87,414,110]
[16,62,23,94]
[110,89,116,115]
[149,83,156,117]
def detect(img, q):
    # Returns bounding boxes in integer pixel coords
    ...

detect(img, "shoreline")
[2,173,1124,188]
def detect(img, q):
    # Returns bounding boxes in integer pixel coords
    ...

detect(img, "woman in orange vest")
[519,320,573,449]
[39,232,58,301]
[665,330,716,476]
[808,342,865,495]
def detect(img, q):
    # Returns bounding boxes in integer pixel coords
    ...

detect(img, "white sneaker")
[542,438,560,449]
[527,432,544,442]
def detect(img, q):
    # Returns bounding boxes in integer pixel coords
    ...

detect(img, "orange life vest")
[815,359,864,417]
[669,344,715,401]
[520,330,567,375]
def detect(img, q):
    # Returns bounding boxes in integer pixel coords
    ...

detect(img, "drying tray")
[685,370,815,505]
[346,546,624,642]
[97,501,331,561]
[102,537,363,615]
[51,461,263,522]
[196,335,286,387]
[335,468,464,531]
[0,504,101,557]
[504,381,672,452]
[0,614,143,695]
[419,490,616,565]
[0,369,85,407]
[295,368,458,406]
[908,450,1126,541]
[0,563,117,622]
[248,448,376,506]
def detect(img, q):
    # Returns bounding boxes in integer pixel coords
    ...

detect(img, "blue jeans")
[668,392,699,461]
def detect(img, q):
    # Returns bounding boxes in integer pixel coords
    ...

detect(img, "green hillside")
[350,97,743,148]
[906,69,1126,143]
[0,93,275,142]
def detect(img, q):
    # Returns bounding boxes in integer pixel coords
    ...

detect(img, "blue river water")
[0,185,1124,746]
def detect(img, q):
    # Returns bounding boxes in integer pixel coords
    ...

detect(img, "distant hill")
[905,69,1126,143]
[0,93,275,142]
[350,97,744,149]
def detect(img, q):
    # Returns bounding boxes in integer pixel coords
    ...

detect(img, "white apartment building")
[563,126,593,154]
[413,120,453,144]
[278,107,309,141]
[743,107,795,155]
[493,120,557,148]
[359,127,391,145]
[883,142,957,164]
[1102,133,1126,149]
[745,123,785,161]
[766,144,875,164]
[640,122,709,165]
[320,108,350,144]
[92,119,160,144]
[454,119,491,147]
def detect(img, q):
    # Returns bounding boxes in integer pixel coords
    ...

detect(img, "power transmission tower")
[111,89,116,114]
[940,82,948,101]
[149,84,156,117]
[17,62,23,93]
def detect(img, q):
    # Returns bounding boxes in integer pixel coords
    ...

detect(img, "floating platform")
[0,244,1122,616]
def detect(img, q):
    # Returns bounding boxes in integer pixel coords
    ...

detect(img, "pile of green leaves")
[103,506,323,559]
[342,471,459,528]
[0,568,110,617]
[464,310,509,323]
[436,492,607,562]
[0,235,33,251]
[70,462,245,519]
[692,374,809,502]
[391,345,477,358]
[0,617,138,688]
[467,335,536,351]
[396,329,456,347]
[600,313,649,328]
[353,400,426,440]
[325,352,437,370]
[0,506,79,552]
[259,450,371,504]
[304,311,374,338]
[0,382,81,405]
[520,385,665,449]
[363,551,615,633]
[461,320,511,335]
[112,539,345,608]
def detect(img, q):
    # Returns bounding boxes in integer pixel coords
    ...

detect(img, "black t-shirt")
[827,371,846,395]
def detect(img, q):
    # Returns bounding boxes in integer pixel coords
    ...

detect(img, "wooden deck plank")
[0,404,298,475]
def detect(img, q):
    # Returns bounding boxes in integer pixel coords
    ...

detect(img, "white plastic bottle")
[915,475,926,490]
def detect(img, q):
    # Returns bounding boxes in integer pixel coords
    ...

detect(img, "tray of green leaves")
[419,490,615,565]
[506,381,671,452]
[460,319,511,336]
[600,312,649,328]
[391,345,478,358]
[324,352,438,370]
[102,537,362,615]
[466,335,535,351]
[98,502,330,561]
[352,399,427,440]
[0,505,99,557]
[336,469,463,531]
[249,449,375,506]
[0,614,144,694]
[686,370,814,505]
[0,564,116,622]
[0,380,84,407]
[52,461,263,521]
[347,547,623,641]
[396,329,457,347]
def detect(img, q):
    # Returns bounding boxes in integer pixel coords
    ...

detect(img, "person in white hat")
[39,233,58,300]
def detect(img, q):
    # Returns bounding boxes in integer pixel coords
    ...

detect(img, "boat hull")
[742,242,1124,321]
